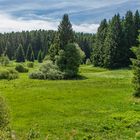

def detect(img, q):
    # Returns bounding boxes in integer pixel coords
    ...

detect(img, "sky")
[0,0,140,33]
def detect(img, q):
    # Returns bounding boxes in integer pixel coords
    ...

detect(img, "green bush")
[56,43,81,78]
[0,69,18,80]
[29,71,45,80]
[29,61,64,80]
[46,68,64,80]
[27,62,34,68]
[40,61,64,80]
[0,55,10,66]
[15,64,29,73]
[86,59,91,65]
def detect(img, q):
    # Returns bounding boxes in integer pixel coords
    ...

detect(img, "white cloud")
[0,13,99,33]
[73,23,99,33]
[0,13,58,33]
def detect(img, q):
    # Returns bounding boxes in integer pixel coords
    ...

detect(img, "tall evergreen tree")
[123,10,135,65]
[92,19,108,67]
[26,44,34,61]
[104,14,123,69]
[5,42,13,60]
[131,34,140,97]
[16,44,25,62]
[49,34,60,63]
[38,50,43,63]
[0,45,3,56]
[58,14,75,49]
[56,43,81,78]
[134,10,140,45]
[30,51,35,62]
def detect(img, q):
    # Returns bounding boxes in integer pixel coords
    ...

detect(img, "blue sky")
[0,0,139,33]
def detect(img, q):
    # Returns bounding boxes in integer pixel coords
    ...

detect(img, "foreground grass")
[0,65,140,139]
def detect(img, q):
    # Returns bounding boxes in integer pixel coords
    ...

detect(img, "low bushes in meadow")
[15,64,28,73]
[0,55,10,66]
[29,60,64,80]
[0,68,18,80]
[29,71,45,79]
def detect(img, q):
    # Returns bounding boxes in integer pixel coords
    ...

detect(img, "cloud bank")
[0,13,99,33]
[0,0,139,33]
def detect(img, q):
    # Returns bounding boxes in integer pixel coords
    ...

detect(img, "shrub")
[29,61,64,80]
[29,71,45,80]
[40,61,64,80]
[0,55,10,66]
[27,62,34,68]
[0,69,18,80]
[7,69,19,80]
[15,64,29,73]
[131,45,140,97]
[86,59,91,65]
[46,68,64,80]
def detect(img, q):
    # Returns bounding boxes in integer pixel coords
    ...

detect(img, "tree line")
[92,10,140,69]
[0,28,95,63]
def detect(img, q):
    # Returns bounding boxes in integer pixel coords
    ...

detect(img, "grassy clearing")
[0,64,140,139]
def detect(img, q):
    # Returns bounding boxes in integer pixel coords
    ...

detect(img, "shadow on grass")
[64,74,87,80]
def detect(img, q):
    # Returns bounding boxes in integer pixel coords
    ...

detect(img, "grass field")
[0,64,140,139]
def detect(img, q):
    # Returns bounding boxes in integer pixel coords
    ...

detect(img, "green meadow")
[0,65,140,139]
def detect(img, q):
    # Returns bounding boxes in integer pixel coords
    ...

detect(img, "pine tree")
[92,19,108,67]
[0,45,3,56]
[30,51,35,62]
[104,14,123,69]
[49,34,60,63]
[38,50,43,63]
[131,35,140,97]
[56,43,81,78]
[134,10,140,45]
[58,14,75,49]
[5,42,13,60]
[26,44,34,61]
[123,10,135,65]
[16,44,25,62]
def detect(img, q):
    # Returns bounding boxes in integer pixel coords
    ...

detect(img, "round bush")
[29,61,64,80]
[15,64,29,73]
[27,62,34,68]
[0,56,10,66]
[29,71,45,80]
[0,69,18,80]
[46,69,64,80]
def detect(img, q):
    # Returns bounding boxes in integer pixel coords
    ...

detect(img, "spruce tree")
[123,10,135,65]
[38,50,43,63]
[16,44,25,62]
[131,35,140,97]
[92,19,108,67]
[26,44,34,61]
[58,14,75,49]
[56,43,81,78]
[5,42,13,60]
[30,51,35,62]
[0,45,3,56]
[104,14,123,69]
[134,10,140,45]
[49,34,60,63]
